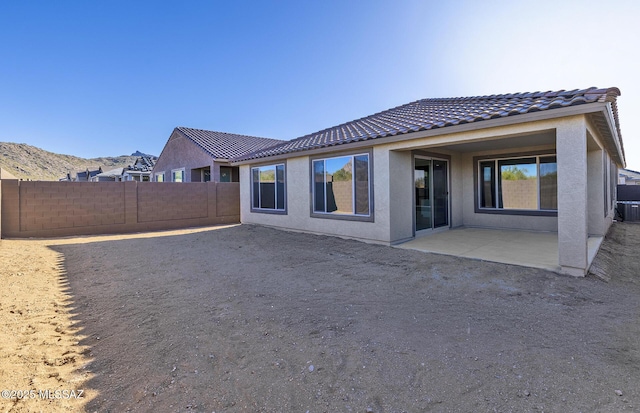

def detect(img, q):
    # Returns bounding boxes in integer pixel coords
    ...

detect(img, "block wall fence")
[0,180,240,238]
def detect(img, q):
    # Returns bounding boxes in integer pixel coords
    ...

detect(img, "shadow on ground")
[51,223,640,412]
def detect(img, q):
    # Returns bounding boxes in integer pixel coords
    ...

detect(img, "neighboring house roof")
[127,156,155,172]
[620,168,640,181]
[96,167,125,178]
[175,127,285,160]
[96,157,155,180]
[234,87,622,162]
[76,167,103,181]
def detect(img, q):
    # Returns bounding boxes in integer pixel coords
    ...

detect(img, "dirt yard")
[1,222,639,413]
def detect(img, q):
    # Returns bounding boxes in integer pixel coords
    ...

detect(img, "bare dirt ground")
[1,222,639,413]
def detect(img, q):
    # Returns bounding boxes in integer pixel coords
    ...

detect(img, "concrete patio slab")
[396,227,562,272]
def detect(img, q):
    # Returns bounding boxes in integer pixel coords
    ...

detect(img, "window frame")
[474,150,558,217]
[609,157,617,213]
[171,168,185,182]
[155,172,165,182]
[309,149,374,222]
[250,162,287,215]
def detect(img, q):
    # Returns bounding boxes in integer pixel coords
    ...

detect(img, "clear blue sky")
[2,0,639,170]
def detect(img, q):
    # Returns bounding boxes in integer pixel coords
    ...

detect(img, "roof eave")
[604,102,626,167]
[231,103,614,165]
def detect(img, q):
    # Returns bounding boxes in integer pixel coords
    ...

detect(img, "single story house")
[95,156,157,182]
[619,168,640,185]
[153,127,284,183]
[232,87,625,277]
[95,167,125,182]
[123,156,156,182]
[61,167,103,182]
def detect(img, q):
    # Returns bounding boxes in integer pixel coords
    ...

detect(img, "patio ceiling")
[425,130,556,153]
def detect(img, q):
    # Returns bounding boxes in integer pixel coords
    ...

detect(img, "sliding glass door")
[415,156,449,232]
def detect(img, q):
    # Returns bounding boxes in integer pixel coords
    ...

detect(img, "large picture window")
[251,164,285,212]
[478,155,557,212]
[312,153,371,217]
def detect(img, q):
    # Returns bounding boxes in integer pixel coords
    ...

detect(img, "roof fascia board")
[604,102,626,167]
[232,141,380,165]
[233,103,609,165]
[155,127,181,163]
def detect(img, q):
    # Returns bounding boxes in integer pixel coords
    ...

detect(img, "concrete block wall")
[1,180,20,236]
[18,182,126,231]
[138,183,208,222]
[216,182,241,217]
[0,180,239,238]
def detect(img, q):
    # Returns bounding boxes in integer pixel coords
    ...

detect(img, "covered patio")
[397,227,603,273]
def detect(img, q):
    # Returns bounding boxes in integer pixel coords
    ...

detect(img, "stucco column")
[388,150,413,243]
[556,116,588,276]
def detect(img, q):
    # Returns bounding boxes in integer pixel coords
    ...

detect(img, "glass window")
[276,164,285,210]
[539,156,557,210]
[172,169,184,182]
[156,173,165,182]
[219,167,231,183]
[610,159,617,210]
[354,155,370,215]
[313,153,370,216]
[480,161,496,208]
[251,164,285,212]
[479,155,557,212]
[498,158,537,210]
[313,160,325,212]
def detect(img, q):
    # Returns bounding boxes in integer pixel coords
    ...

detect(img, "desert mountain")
[0,142,156,181]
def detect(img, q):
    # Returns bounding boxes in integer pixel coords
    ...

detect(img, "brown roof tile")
[176,127,285,160]
[234,87,622,162]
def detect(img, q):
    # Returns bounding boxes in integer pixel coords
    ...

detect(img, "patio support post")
[556,116,589,276]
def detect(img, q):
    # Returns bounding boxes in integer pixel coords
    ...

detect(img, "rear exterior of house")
[154,127,284,183]
[233,88,625,277]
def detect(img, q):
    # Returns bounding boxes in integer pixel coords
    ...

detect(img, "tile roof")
[619,168,640,180]
[176,127,285,160]
[96,167,125,179]
[234,87,622,162]
[129,156,156,171]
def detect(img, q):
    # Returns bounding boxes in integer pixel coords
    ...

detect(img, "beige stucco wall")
[240,148,392,243]
[388,150,413,242]
[449,152,464,228]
